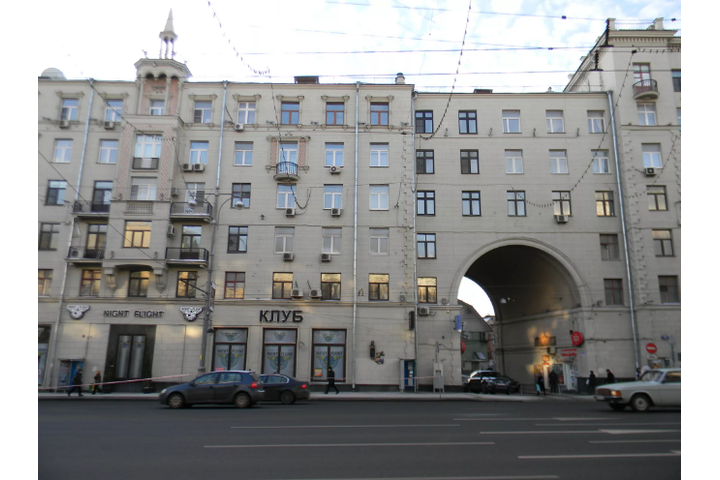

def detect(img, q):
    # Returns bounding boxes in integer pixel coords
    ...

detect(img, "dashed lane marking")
[231,424,460,429]
[205,442,495,448]
[519,452,680,459]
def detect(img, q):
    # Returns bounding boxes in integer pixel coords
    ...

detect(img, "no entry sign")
[646,342,658,354]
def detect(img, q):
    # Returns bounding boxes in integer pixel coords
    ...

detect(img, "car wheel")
[280,391,296,405]
[234,393,251,409]
[610,404,626,412]
[630,394,651,412]
[168,393,185,409]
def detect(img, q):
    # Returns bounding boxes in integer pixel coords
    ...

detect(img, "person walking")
[92,370,103,395]
[549,370,559,393]
[67,369,84,397]
[536,373,546,396]
[588,370,596,394]
[324,367,339,395]
[606,369,615,385]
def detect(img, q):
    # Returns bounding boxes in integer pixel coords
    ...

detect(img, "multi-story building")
[38,15,679,392]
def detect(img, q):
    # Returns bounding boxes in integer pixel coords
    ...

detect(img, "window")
[80,269,102,296]
[86,224,107,256]
[39,223,60,250]
[39,269,53,296]
[604,279,623,306]
[272,273,293,299]
[228,226,248,253]
[123,221,151,248]
[369,228,388,254]
[105,100,123,121]
[600,234,620,261]
[92,182,113,212]
[181,226,202,253]
[323,185,343,209]
[458,110,477,134]
[415,110,433,133]
[369,185,389,210]
[507,191,526,216]
[505,150,523,174]
[370,144,388,167]
[149,100,164,116]
[321,273,341,300]
[633,63,652,84]
[322,228,342,254]
[224,273,245,299]
[677,108,681,127]
[230,141,253,166]
[592,150,610,174]
[552,191,571,216]
[237,102,256,124]
[502,110,520,133]
[672,70,681,92]
[232,183,251,208]
[177,272,198,298]
[53,139,73,163]
[281,102,300,124]
[546,110,565,133]
[61,98,78,121]
[46,181,67,205]
[189,141,209,165]
[549,150,568,174]
[128,271,150,297]
[417,191,435,215]
[278,142,298,164]
[263,329,297,375]
[277,185,296,209]
[194,101,212,123]
[638,103,657,126]
[418,277,437,303]
[417,233,436,259]
[659,276,680,304]
[370,103,389,126]
[274,227,294,254]
[587,111,605,133]
[642,144,662,168]
[595,191,615,217]
[185,183,205,204]
[130,177,157,201]
[460,150,479,174]
[648,186,668,211]
[653,230,674,256]
[135,134,162,158]
[311,330,346,381]
[213,329,248,371]
[325,143,344,167]
[462,191,481,216]
[416,150,434,174]
[369,274,389,301]
[99,140,118,164]
[326,103,344,125]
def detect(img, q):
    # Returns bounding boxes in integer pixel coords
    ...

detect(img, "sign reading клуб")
[259,310,303,323]
[104,310,165,318]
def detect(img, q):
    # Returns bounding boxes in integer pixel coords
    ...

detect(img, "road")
[39,400,681,480]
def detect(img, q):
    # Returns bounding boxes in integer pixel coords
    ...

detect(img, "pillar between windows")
[104,268,117,291]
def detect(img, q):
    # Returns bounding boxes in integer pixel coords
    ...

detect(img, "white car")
[594,368,681,412]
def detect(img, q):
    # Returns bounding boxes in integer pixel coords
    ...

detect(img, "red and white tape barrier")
[38,373,195,391]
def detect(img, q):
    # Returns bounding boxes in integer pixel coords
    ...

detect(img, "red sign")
[560,348,577,357]
[461,341,466,354]
[571,331,584,346]
[646,343,657,354]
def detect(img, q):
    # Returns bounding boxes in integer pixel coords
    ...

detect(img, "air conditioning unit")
[59,119,70,128]
[193,164,205,172]
[310,289,322,299]
[232,199,245,209]
[283,252,295,262]
[234,123,244,132]
[182,163,193,172]
[644,167,657,176]
[291,288,303,299]
[399,295,406,303]
[330,208,343,217]
[285,208,296,217]
[171,187,179,197]
[103,121,115,129]
[68,248,82,259]
[330,166,341,175]
[321,253,332,262]
[418,306,430,316]
[167,225,176,236]
[555,215,569,223]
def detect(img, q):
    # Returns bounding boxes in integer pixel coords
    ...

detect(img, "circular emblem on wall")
[179,307,204,322]
[571,331,584,346]
[67,305,90,320]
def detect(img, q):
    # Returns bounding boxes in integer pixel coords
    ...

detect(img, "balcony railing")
[170,201,212,217]
[73,200,110,216]
[165,248,209,263]
[125,201,153,214]
[132,157,159,170]
[633,79,659,100]
[274,162,300,181]
[67,246,105,261]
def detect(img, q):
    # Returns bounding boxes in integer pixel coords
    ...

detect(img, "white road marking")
[205,442,495,448]
[519,452,680,459]
[272,476,560,480]
[552,417,613,421]
[455,417,615,422]
[480,431,600,434]
[590,439,681,444]
[535,422,681,426]
[231,424,460,429]
[599,429,681,435]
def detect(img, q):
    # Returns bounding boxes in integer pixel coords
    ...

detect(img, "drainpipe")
[44,79,95,389]
[216,81,228,190]
[352,81,360,390]
[608,90,640,370]
[411,91,419,389]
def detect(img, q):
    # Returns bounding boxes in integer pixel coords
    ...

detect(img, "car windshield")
[640,371,663,382]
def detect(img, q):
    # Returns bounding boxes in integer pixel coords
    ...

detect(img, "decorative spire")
[159,10,178,59]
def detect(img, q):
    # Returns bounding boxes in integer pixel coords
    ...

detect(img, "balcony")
[73,200,110,218]
[274,162,300,182]
[132,157,159,170]
[66,246,105,263]
[169,201,212,221]
[165,248,209,267]
[633,79,659,100]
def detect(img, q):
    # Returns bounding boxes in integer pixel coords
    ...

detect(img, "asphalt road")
[39,400,681,480]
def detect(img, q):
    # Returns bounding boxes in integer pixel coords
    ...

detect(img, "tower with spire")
[159,9,177,60]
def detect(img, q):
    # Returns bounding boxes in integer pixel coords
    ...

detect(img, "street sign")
[646,342,657,354]
[560,348,577,357]
[571,331,584,346]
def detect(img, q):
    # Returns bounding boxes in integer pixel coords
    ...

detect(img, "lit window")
[39,269,53,296]
[418,277,437,303]
[595,191,615,217]
[80,269,102,296]
[53,139,73,163]
[647,186,667,211]
[177,272,198,298]
[129,271,150,297]
[272,273,293,299]
[321,273,341,300]
[552,191,571,216]
[123,221,151,248]
[224,272,245,299]
[369,274,389,301]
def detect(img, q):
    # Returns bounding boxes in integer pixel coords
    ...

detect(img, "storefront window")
[213,329,247,371]
[263,329,297,376]
[312,329,346,382]
[38,326,51,385]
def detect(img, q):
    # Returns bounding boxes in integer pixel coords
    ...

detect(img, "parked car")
[594,368,681,412]
[159,370,264,409]
[467,371,519,394]
[463,370,495,392]
[258,374,311,404]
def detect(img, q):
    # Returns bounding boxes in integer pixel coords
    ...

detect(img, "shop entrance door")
[58,359,84,389]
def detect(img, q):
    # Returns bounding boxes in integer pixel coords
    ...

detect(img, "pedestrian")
[324,367,339,395]
[606,369,615,384]
[549,370,559,393]
[67,369,83,397]
[536,373,546,396]
[635,368,641,380]
[588,370,596,394]
[92,370,103,395]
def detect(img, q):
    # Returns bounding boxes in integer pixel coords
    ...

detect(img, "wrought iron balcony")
[165,248,209,266]
[73,200,110,217]
[633,79,659,100]
[169,201,212,220]
[67,246,105,262]
[274,162,300,181]
[132,157,159,170]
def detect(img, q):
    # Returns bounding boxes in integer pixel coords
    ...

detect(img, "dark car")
[463,370,495,392]
[259,374,311,404]
[467,371,519,394]
[159,370,264,409]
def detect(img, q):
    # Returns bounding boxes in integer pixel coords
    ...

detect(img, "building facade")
[38,16,680,392]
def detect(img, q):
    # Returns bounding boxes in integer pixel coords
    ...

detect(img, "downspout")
[44,79,95,388]
[411,91,419,388]
[608,90,640,370]
[352,81,360,390]
[216,81,228,190]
